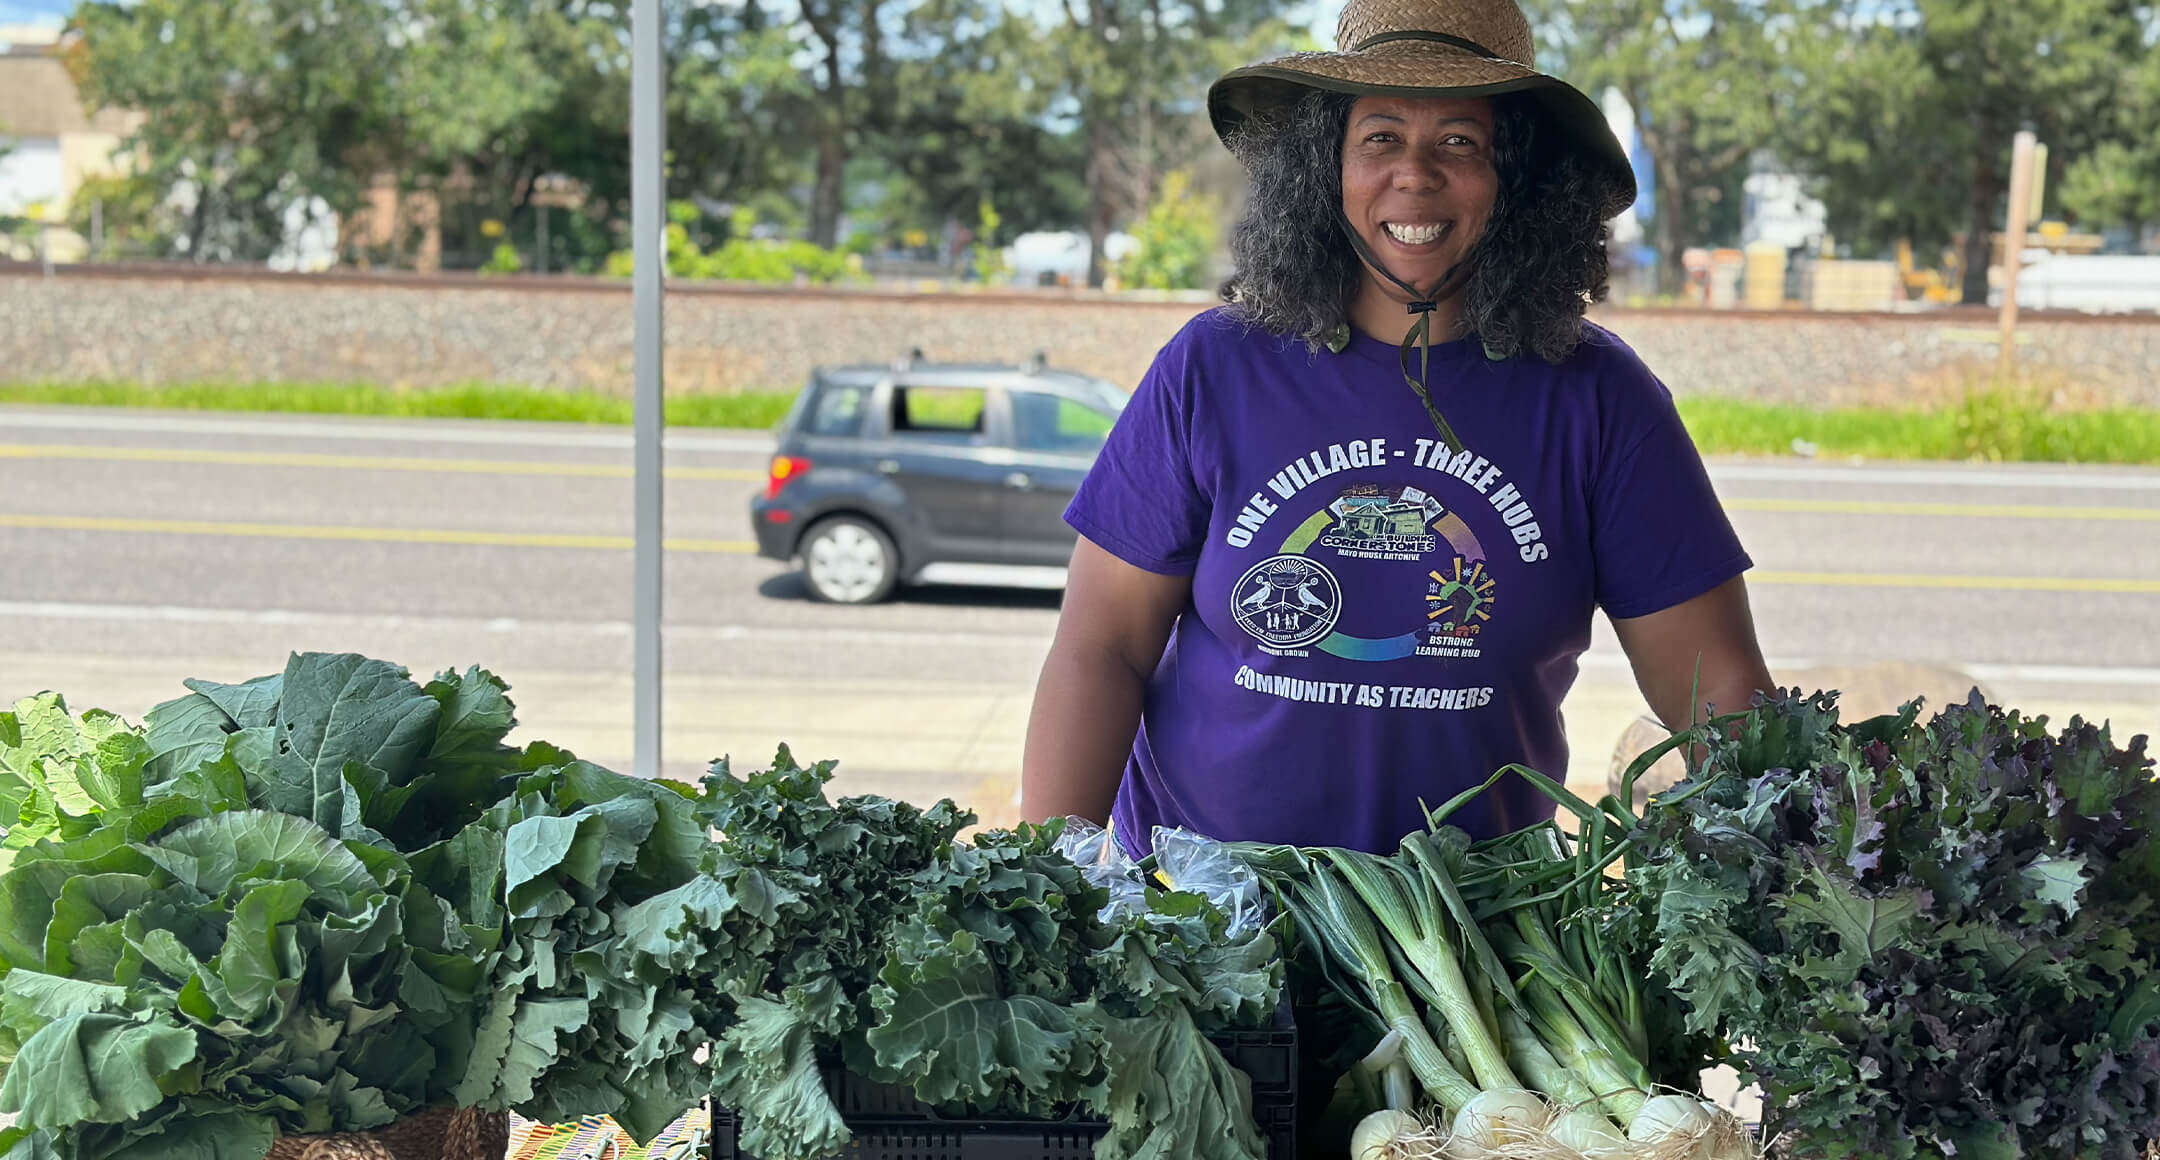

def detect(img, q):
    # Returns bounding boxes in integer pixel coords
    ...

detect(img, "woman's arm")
[1610,575,1776,731]
[1020,537,1191,824]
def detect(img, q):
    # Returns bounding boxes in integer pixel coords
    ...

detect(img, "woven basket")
[266,1107,510,1160]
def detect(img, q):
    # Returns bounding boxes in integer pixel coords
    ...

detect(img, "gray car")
[749,350,1129,604]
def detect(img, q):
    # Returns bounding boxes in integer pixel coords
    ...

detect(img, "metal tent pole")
[630,0,666,779]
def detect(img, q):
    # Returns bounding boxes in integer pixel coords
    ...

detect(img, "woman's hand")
[1610,575,1776,732]
[1020,537,1191,825]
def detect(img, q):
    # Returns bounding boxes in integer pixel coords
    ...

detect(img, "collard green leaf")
[420,667,517,775]
[209,879,312,1022]
[142,691,242,788]
[449,995,518,1109]
[498,997,591,1108]
[181,676,284,732]
[0,1011,197,1125]
[110,1110,277,1160]
[263,654,439,835]
[43,874,157,980]
[141,811,376,910]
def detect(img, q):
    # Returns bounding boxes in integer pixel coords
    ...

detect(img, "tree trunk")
[1084,101,1114,289]
[1959,148,2002,306]
[1650,142,1689,295]
[810,49,847,249]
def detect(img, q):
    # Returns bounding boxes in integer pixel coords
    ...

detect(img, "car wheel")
[800,516,900,604]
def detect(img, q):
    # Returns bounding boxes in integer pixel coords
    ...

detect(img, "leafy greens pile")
[0,653,718,1159]
[690,747,1285,1160]
[1620,689,2160,1159]
[0,653,1287,1160]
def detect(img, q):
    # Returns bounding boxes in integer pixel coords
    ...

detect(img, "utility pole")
[1997,131,2038,376]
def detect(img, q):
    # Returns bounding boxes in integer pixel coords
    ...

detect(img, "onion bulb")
[1351,1108,1443,1160]
[1627,1095,1716,1142]
[1449,1087,1550,1157]
[1626,1095,1757,1160]
[1547,1106,1628,1158]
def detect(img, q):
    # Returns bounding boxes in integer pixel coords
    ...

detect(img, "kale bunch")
[1621,689,2160,1159]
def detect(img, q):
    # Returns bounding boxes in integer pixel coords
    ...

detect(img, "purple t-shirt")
[1065,308,1751,855]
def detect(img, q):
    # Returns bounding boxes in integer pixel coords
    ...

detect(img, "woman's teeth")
[1386,222,1446,245]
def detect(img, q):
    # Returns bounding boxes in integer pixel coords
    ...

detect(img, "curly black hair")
[1219,87,1619,365]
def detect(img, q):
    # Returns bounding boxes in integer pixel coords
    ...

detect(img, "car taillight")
[766,455,812,499]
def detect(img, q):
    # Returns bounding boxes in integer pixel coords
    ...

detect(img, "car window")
[1011,390,1115,454]
[892,386,987,444]
[806,383,869,437]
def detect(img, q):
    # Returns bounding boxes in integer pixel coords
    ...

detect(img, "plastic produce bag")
[1150,825,1270,938]
[1053,815,1150,921]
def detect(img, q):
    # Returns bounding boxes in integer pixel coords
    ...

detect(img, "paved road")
[3,404,2155,824]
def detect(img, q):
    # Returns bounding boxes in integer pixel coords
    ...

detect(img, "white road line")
[0,600,1049,651]
[0,408,773,454]
[1709,463,2160,492]
[3,600,2155,687]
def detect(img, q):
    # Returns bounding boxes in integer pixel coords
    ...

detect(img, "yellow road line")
[1725,497,2160,522]
[0,442,761,482]
[0,513,753,554]
[6,513,2148,592]
[1753,570,2160,595]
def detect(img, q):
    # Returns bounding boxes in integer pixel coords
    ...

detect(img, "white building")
[0,31,142,260]
[1741,167,1827,252]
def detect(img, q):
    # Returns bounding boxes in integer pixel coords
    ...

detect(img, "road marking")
[1575,651,2160,688]
[4,600,2158,688]
[1710,463,2160,492]
[0,407,774,453]
[0,442,761,481]
[0,514,754,553]
[4,513,2152,592]
[0,601,1047,650]
[1752,570,2160,595]
[1723,497,2160,521]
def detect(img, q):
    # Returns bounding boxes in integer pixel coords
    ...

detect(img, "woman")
[1020,0,1774,854]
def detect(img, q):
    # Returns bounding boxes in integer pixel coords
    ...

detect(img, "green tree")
[2057,11,2160,236]
[1521,0,1795,287]
[1778,0,2152,300]
[1114,169,1220,289]
[1045,0,1305,287]
[855,0,1089,257]
[68,0,554,264]
[67,0,557,262]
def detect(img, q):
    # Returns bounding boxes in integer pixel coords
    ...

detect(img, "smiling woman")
[1020,0,1775,859]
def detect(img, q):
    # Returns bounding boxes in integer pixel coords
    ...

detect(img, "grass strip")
[4,379,2157,464]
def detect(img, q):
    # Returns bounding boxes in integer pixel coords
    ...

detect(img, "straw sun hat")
[1203,0,1638,455]
[1207,0,1637,219]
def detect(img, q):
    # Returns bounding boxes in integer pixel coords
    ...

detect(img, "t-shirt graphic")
[1065,308,1751,855]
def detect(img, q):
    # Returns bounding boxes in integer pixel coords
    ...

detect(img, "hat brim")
[1208,41,1638,219]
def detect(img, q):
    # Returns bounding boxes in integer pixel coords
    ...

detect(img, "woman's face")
[1340,94,1499,295]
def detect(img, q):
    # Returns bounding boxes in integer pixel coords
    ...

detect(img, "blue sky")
[0,0,69,33]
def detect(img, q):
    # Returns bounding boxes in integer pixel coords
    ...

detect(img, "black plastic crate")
[713,1090,1296,1160]
[712,1009,1298,1160]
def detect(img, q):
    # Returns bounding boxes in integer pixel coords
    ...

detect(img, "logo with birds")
[1231,555,1343,650]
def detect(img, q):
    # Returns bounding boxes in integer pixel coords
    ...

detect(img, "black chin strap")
[1338,215,1473,457]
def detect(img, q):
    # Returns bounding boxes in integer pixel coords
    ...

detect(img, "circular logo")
[1231,555,1343,649]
